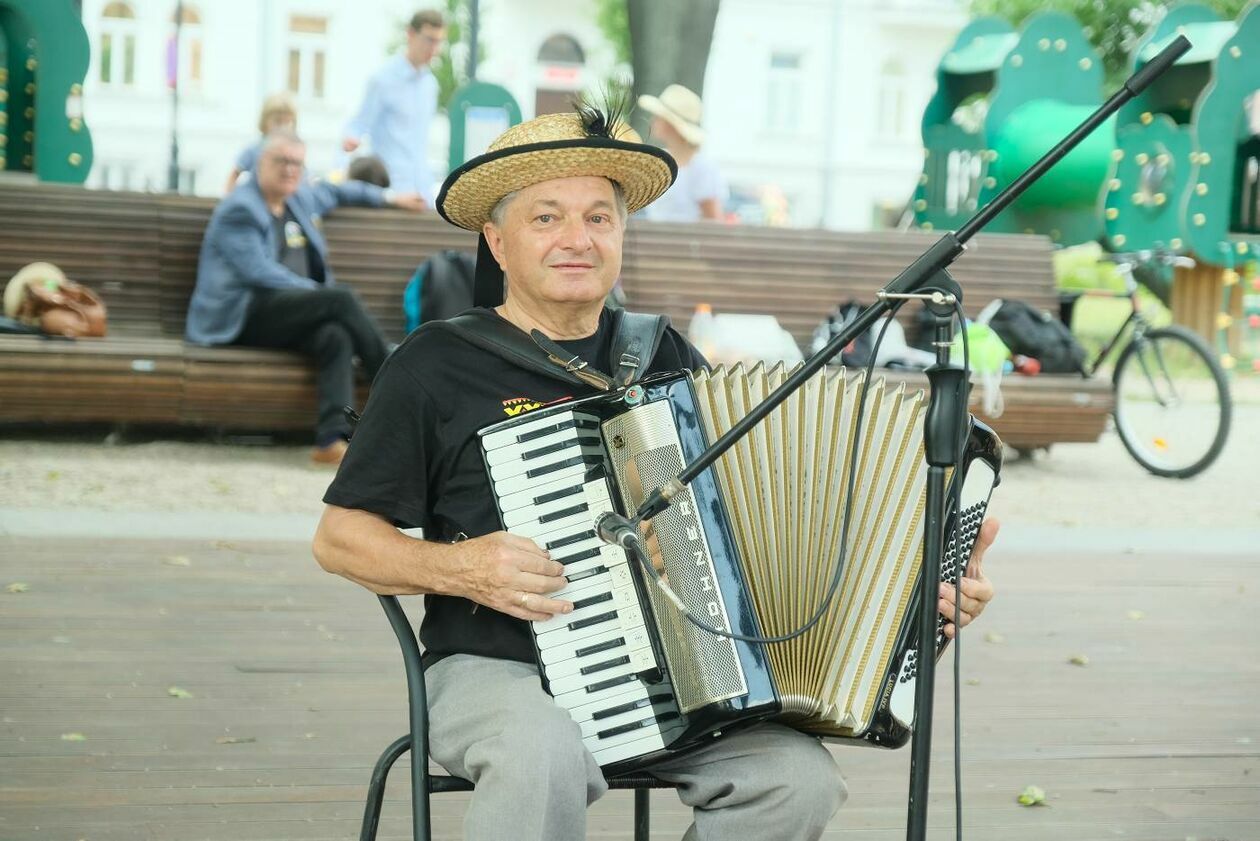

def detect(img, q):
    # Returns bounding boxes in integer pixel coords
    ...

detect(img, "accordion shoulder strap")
[611,310,669,387]
[434,307,668,390]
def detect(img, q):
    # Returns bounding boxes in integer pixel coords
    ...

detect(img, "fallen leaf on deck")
[984,632,1005,644]
[45,470,61,481]
[60,733,87,741]
[163,555,192,567]
[1016,785,1046,806]
[1068,654,1090,666]
[5,582,30,593]
[965,678,981,686]
[215,736,256,745]
[167,686,194,699]
[1125,610,1145,621]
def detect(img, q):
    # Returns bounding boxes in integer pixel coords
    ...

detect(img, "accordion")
[478,365,1001,775]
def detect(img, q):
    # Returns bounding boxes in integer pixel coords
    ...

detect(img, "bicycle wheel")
[1112,325,1232,478]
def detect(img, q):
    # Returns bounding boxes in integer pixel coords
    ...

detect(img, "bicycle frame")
[1080,292,1148,378]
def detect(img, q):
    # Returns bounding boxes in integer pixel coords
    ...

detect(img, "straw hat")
[437,108,677,233]
[637,84,705,146]
[4,262,65,320]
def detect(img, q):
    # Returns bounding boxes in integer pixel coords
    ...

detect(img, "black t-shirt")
[273,208,314,281]
[323,307,708,664]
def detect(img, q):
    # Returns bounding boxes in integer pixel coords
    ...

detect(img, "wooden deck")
[1,535,1256,840]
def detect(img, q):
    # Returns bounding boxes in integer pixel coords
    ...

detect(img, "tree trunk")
[626,0,721,139]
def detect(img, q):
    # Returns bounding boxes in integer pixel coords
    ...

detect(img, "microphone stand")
[611,36,1190,841]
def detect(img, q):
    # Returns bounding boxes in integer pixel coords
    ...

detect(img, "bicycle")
[1073,249,1232,479]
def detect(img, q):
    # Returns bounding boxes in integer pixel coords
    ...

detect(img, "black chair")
[360,594,678,841]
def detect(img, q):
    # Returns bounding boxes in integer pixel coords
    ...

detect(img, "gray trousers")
[426,654,848,841]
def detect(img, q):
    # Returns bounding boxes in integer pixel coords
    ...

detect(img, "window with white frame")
[287,15,329,100]
[877,58,908,140]
[99,1,138,87]
[171,4,204,89]
[766,51,803,134]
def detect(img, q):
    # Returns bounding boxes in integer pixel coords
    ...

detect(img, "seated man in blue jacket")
[186,130,424,464]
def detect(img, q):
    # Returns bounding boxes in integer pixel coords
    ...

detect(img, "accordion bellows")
[692,363,931,736]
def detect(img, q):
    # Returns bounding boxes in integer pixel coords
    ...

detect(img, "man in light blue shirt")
[342,10,446,205]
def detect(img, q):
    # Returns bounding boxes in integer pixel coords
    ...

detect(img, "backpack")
[980,299,1086,375]
[403,249,476,333]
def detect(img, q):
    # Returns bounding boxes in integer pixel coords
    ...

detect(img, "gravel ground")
[2,378,1256,530]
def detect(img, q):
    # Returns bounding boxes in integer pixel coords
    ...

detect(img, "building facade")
[77,0,964,230]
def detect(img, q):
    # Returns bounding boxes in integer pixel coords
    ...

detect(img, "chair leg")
[361,735,412,841]
[633,788,650,841]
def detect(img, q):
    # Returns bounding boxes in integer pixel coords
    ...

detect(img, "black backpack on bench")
[984,299,1087,375]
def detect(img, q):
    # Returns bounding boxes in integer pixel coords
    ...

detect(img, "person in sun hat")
[637,83,728,222]
[313,100,998,840]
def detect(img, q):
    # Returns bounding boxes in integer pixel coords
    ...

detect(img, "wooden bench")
[0,182,1112,448]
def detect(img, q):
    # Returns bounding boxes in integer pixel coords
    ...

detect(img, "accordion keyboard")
[482,409,687,767]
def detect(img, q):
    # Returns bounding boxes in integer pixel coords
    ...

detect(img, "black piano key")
[572,591,614,611]
[596,710,681,741]
[591,692,675,721]
[580,654,630,676]
[574,635,624,658]
[516,419,577,444]
[522,434,600,461]
[538,502,590,524]
[566,565,608,585]
[527,454,599,479]
[534,484,583,506]
[547,530,596,550]
[568,610,618,632]
[585,672,639,694]
[558,547,603,566]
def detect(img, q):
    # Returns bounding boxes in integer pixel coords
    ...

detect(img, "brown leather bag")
[11,271,108,338]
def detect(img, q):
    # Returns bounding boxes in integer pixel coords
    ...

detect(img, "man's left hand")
[937,517,998,639]
[388,192,428,212]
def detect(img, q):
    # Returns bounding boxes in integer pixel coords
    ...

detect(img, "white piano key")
[562,681,652,723]
[494,453,605,497]
[482,411,595,452]
[547,646,657,696]
[487,427,603,467]
[547,641,657,684]
[497,464,591,512]
[533,590,625,635]
[538,625,626,668]
[489,443,604,483]
[589,724,685,768]
[503,490,597,530]
[579,695,678,740]
[554,570,612,601]
[507,485,612,536]
[534,604,644,651]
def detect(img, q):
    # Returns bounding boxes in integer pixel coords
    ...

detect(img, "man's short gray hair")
[261,129,305,155]
[488,180,627,228]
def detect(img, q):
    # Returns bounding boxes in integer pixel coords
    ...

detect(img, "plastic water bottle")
[688,303,717,360]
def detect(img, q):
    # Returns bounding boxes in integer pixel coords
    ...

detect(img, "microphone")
[595,512,688,612]
[596,512,641,549]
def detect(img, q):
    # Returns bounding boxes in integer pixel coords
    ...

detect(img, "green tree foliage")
[595,0,633,67]
[968,0,1252,91]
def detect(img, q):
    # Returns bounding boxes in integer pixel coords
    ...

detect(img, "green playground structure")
[916,2,1260,362]
[0,0,92,184]
[914,11,1110,247]
[1103,0,1260,364]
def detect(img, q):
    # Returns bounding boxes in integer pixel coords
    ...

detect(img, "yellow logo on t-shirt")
[502,396,544,417]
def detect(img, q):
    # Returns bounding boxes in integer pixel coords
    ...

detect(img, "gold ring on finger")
[519,591,529,608]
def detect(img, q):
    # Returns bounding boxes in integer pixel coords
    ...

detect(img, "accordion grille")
[603,402,748,714]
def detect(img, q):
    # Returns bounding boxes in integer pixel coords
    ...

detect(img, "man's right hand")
[451,532,572,621]
[342,137,361,153]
